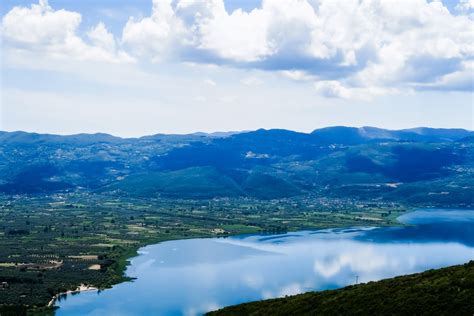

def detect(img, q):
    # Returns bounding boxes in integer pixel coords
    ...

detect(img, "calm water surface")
[56,209,474,316]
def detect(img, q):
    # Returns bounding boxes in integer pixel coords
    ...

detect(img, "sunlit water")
[56,209,474,316]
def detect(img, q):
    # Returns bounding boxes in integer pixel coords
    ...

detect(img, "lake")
[56,209,474,316]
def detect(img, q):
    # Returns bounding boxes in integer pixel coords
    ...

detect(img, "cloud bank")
[2,0,473,98]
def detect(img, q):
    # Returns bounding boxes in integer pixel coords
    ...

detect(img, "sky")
[1,0,473,137]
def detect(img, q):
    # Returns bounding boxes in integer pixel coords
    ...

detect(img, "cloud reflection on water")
[56,210,474,316]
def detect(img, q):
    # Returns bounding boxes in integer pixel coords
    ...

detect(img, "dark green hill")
[97,166,244,198]
[208,261,474,316]
[0,131,125,145]
[241,169,302,199]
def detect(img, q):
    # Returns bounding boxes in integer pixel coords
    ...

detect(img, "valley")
[0,192,403,314]
[0,127,473,314]
[2,0,473,314]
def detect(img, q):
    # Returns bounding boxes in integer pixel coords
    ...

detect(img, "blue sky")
[1,0,473,136]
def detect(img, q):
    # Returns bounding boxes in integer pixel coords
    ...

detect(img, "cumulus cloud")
[87,22,116,52]
[1,0,133,63]
[121,0,187,61]
[188,0,272,62]
[115,0,474,98]
[2,0,473,98]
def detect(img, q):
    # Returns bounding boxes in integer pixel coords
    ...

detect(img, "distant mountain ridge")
[1,126,472,144]
[0,127,473,204]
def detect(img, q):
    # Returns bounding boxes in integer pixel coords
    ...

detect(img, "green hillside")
[97,166,243,198]
[208,261,474,316]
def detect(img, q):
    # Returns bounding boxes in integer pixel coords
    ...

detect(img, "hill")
[0,127,472,205]
[208,261,474,316]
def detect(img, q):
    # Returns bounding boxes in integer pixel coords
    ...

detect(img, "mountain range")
[0,126,473,205]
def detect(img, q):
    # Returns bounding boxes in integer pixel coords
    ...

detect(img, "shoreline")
[47,212,410,312]
[48,284,99,307]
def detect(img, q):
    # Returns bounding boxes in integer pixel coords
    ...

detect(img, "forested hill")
[0,126,473,205]
[207,261,474,316]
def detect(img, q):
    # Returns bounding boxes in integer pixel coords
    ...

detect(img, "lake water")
[56,209,474,316]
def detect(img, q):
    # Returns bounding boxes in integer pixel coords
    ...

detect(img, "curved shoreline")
[48,284,99,307]
[50,212,411,312]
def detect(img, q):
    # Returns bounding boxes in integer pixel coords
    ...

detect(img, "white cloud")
[2,0,473,98]
[1,0,133,63]
[314,81,354,99]
[115,0,474,97]
[313,81,348,99]
[456,0,474,11]
[190,0,272,62]
[280,70,315,82]
[314,81,397,100]
[204,78,217,86]
[2,0,81,45]
[87,22,116,52]
[121,0,187,61]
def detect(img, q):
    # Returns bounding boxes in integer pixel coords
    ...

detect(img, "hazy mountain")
[0,131,125,145]
[0,127,472,204]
